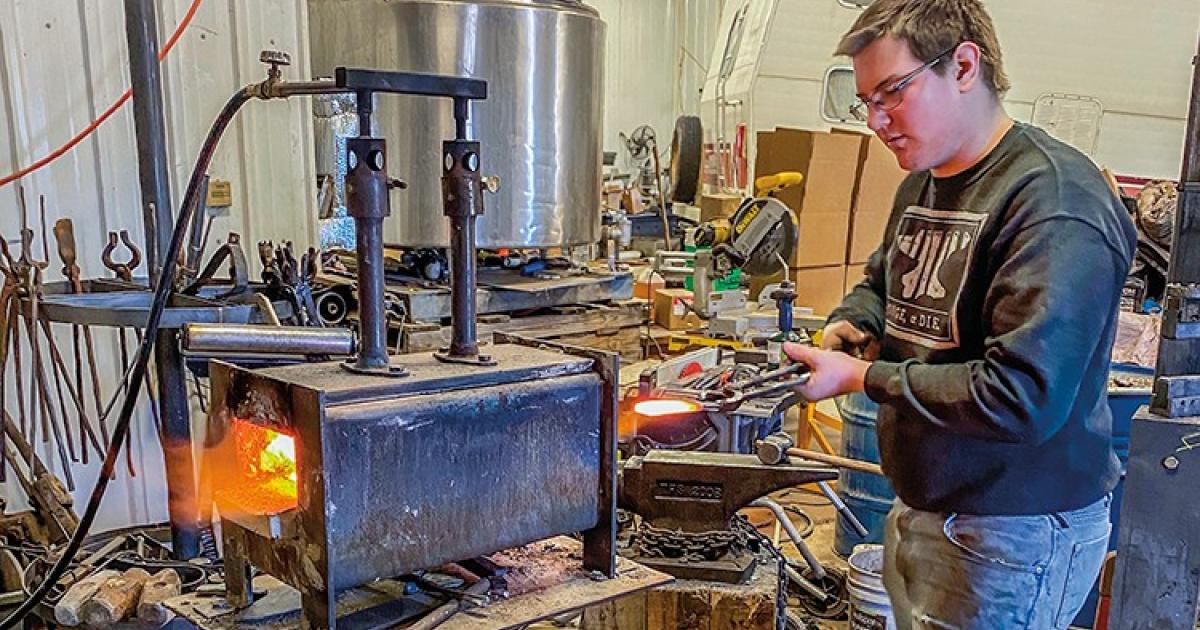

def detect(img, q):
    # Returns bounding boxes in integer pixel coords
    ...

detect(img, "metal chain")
[633,521,751,563]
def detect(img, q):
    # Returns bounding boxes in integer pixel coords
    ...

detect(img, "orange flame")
[216,421,299,516]
[633,398,703,417]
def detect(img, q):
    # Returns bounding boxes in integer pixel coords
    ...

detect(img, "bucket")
[835,392,896,557]
[847,544,896,630]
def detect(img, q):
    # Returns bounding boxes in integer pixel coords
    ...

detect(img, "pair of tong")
[698,362,812,412]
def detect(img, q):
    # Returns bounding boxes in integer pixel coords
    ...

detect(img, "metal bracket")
[340,359,409,378]
[1152,375,1200,417]
[1162,283,1200,340]
[433,349,496,367]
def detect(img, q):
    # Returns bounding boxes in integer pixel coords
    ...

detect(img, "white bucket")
[847,544,896,630]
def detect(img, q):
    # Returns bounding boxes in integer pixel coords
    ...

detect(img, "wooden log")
[78,567,150,627]
[53,569,119,627]
[582,561,779,630]
[137,569,182,626]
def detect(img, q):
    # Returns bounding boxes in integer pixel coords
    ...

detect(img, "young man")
[782,1,1137,628]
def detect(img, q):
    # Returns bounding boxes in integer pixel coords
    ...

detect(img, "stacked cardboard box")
[755,128,857,316]
[849,135,908,264]
[753,128,908,317]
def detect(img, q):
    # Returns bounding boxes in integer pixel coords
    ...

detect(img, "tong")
[698,362,812,412]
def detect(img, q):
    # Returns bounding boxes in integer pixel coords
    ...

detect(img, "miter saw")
[655,172,803,328]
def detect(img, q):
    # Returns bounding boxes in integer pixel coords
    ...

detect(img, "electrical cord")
[0,0,204,188]
[0,87,252,629]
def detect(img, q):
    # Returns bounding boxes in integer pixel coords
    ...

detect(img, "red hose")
[0,0,204,188]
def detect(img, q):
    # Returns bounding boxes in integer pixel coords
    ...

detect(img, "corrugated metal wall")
[0,0,719,534]
[593,0,726,170]
[0,0,315,533]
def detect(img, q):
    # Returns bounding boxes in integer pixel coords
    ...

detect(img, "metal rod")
[123,0,173,274]
[124,0,199,559]
[354,216,388,368]
[180,323,355,357]
[154,331,200,558]
[750,497,826,581]
[448,215,478,357]
[345,130,392,371]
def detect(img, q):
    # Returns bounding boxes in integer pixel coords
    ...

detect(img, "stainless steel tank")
[308,0,606,248]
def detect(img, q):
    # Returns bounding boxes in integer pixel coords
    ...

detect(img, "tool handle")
[741,361,809,390]
[785,446,884,477]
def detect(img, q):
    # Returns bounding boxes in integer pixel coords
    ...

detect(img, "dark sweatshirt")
[829,122,1137,515]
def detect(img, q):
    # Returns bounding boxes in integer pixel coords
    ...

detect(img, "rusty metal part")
[2,411,79,543]
[180,323,355,357]
[259,241,321,327]
[181,232,250,299]
[406,577,491,630]
[618,450,836,583]
[344,136,396,373]
[100,230,143,283]
[35,314,105,461]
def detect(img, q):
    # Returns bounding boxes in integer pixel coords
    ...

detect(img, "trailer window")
[821,66,864,126]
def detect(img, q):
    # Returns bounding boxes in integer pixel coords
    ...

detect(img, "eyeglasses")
[849,44,960,122]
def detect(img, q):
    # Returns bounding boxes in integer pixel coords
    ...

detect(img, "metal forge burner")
[207,340,616,627]
[203,67,617,629]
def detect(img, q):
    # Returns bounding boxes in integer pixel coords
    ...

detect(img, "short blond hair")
[836,0,1011,97]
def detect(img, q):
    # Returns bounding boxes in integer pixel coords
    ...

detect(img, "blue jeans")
[882,495,1112,629]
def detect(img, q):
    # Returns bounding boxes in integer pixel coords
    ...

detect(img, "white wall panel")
[0,0,314,533]
[592,0,726,169]
[707,0,1200,179]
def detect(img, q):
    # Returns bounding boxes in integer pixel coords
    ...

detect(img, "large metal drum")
[308,0,606,248]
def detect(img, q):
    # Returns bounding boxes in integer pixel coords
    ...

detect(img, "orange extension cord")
[0,0,203,188]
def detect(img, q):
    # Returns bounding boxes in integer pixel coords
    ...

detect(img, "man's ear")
[952,41,984,93]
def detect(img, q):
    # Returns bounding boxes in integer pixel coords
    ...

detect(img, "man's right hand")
[821,320,879,360]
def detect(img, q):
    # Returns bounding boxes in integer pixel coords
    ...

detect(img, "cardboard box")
[756,129,861,268]
[849,136,908,263]
[633,268,666,300]
[653,288,704,331]
[792,265,848,317]
[699,193,745,222]
[844,263,868,295]
[848,209,890,264]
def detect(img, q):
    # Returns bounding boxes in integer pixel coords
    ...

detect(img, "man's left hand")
[783,342,871,401]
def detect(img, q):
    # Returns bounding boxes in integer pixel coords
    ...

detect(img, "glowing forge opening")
[633,398,703,417]
[216,420,299,516]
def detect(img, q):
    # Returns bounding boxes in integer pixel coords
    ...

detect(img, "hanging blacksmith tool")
[100,229,150,476]
[53,219,108,460]
[13,196,76,490]
[259,241,322,327]
[0,235,24,483]
[181,232,250,300]
[0,242,14,482]
[100,230,143,284]
[2,410,79,544]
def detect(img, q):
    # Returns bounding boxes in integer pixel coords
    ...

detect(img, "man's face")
[851,36,963,172]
